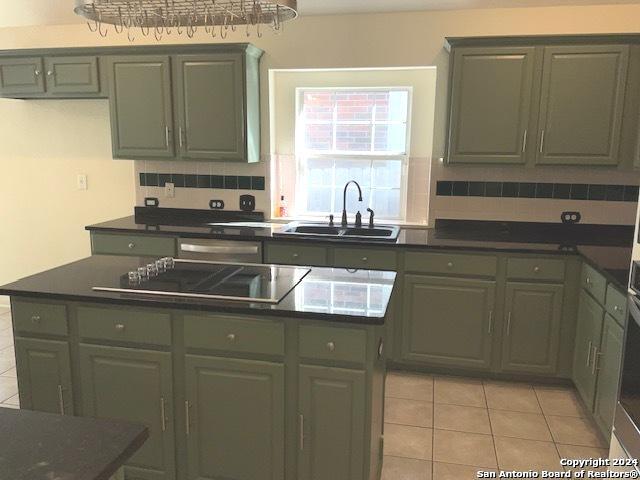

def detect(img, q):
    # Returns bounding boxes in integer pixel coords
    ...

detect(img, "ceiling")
[1,0,639,28]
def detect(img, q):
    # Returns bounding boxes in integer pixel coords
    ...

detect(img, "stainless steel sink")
[274,222,400,242]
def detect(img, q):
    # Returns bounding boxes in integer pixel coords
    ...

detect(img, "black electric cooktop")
[93,259,311,304]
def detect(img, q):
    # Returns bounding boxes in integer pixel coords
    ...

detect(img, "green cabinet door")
[501,283,564,375]
[106,55,175,159]
[0,57,45,95]
[447,46,536,164]
[174,54,245,161]
[593,313,624,436]
[184,355,284,480]
[401,275,496,370]
[79,344,175,480]
[298,365,366,480]
[536,45,629,166]
[573,290,605,410]
[15,337,73,415]
[44,56,100,94]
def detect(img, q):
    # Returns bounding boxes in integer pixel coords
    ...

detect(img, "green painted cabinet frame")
[0,57,44,95]
[447,46,537,164]
[44,56,100,95]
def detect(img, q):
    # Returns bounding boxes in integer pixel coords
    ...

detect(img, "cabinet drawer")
[333,247,397,271]
[404,251,497,277]
[605,284,626,326]
[77,306,171,346]
[299,325,366,365]
[184,315,284,356]
[265,242,328,266]
[581,263,607,304]
[506,257,565,281]
[91,233,176,257]
[12,301,68,336]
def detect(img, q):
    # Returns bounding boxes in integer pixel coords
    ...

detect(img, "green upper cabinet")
[593,313,624,436]
[536,45,629,166]
[401,275,496,371]
[106,55,175,159]
[15,337,73,415]
[174,54,245,161]
[501,282,564,375]
[79,344,176,480]
[447,46,537,164]
[184,355,285,480]
[0,57,45,95]
[44,56,100,95]
[573,290,605,410]
[106,46,261,162]
[298,365,366,480]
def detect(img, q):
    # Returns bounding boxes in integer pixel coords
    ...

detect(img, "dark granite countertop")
[0,256,395,325]
[86,213,635,290]
[0,407,147,480]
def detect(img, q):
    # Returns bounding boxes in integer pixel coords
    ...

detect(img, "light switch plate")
[77,174,88,190]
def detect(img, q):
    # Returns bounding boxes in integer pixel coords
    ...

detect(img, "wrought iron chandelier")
[74,0,298,41]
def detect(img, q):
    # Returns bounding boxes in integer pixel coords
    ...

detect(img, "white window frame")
[294,86,413,221]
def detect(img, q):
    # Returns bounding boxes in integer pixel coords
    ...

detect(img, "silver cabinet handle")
[31,315,41,324]
[447,262,454,269]
[58,385,65,415]
[614,305,622,312]
[180,244,259,255]
[185,401,191,435]
[539,130,545,153]
[179,127,185,148]
[165,126,170,147]
[292,253,300,259]
[591,347,600,375]
[227,333,236,342]
[46,70,54,77]
[488,310,494,335]
[586,340,593,367]
[326,341,336,352]
[522,129,528,153]
[594,350,603,373]
[299,414,304,451]
[160,397,167,432]
[34,69,41,76]
[361,257,368,262]
[586,277,592,286]
[506,312,512,336]
[533,266,540,273]
[128,242,135,249]
[114,323,125,332]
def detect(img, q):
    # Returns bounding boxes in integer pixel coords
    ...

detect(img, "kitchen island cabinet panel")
[79,344,176,480]
[593,313,624,436]
[184,355,285,480]
[401,275,496,371]
[264,242,329,267]
[91,232,177,257]
[298,365,366,480]
[500,282,564,375]
[15,337,73,415]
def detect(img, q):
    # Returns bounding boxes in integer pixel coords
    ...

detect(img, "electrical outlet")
[165,182,175,198]
[77,174,88,191]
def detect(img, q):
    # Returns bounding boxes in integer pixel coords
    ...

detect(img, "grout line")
[533,388,566,472]
[431,376,435,479]
[482,379,500,472]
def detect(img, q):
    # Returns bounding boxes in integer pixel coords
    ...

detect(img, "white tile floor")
[0,305,609,478]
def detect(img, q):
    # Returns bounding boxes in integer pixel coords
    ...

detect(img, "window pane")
[307,158,333,186]
[334,186,371,215]
[376,91,409,122]
[334,159,371,187]
[374,124,407,153]
[371,189,401,218]
[304,124,333,151]
[299,281,331,311]
[306,187,332,213]
[335,91,375,122]
[335,124,372,152]
[372,160,402,188]
[302,91,334,122]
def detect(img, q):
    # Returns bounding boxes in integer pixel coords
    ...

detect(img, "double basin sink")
[274,222,401,242]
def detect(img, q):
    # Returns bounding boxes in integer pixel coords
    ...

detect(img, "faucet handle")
[367,208,374,228]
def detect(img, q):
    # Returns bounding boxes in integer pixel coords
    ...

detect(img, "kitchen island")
[0,256,395,480]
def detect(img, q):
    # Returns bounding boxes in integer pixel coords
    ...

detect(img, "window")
[295,88,412,220]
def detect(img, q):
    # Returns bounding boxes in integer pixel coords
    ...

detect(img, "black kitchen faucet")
[341,180,363,227]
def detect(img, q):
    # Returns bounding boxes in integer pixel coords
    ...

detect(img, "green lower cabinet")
[184,355,285,480]
[79,344,175,480]
[14,337,73,415]
[573,290,605,410]
[501,282,564,375]
[401,275,496,370]
[298,365,366,480]
[593,313,624,436]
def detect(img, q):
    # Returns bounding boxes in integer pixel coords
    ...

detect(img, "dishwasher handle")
[179,243,260,255]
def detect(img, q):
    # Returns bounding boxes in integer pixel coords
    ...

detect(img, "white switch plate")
[77,174,88,190]
[165,182,175,198]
